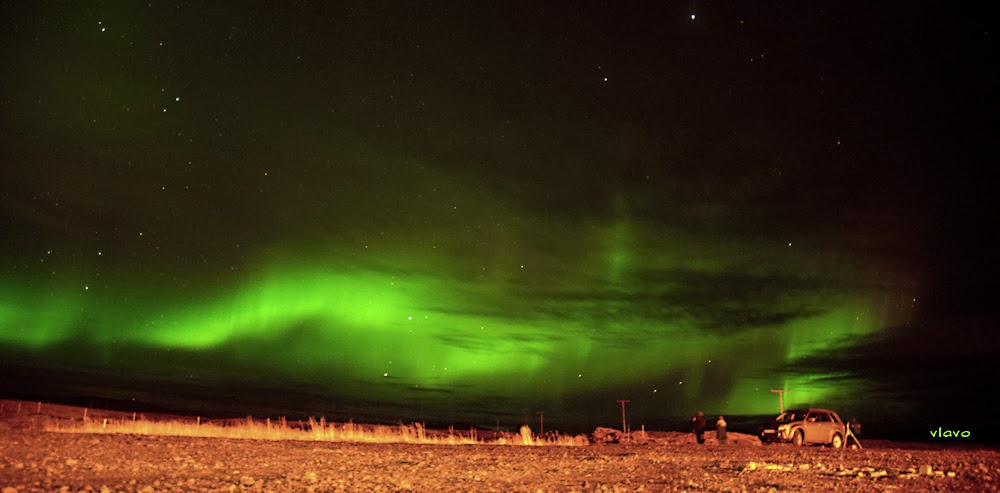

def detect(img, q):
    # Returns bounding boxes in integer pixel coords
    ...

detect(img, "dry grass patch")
[45,415,590,447]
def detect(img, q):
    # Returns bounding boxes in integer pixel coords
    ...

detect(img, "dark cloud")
[782,316,999,421]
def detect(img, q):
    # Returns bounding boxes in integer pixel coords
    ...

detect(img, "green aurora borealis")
[0,221,882,426]
[2,2,997,437]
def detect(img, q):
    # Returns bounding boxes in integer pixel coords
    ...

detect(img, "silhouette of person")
[691,411,706,444]
[716,415,728,444]
[848,418,862,438]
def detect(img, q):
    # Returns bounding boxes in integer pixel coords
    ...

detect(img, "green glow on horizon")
[0,282,89,348]
[0,230,894,422]
[143,267,414,348]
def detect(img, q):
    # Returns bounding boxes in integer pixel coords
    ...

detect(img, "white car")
[758,408,847,448]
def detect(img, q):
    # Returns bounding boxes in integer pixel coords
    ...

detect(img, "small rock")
[919,465,933,475]
[947,471,957,478]
[65,459,78,466]
[241,476,255,486]
[3,487,19,493]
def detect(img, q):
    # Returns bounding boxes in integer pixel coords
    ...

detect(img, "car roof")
[803,408,843,420]
[780,408,840,415]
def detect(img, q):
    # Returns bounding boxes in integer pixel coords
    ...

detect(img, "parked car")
[758,408,847,448]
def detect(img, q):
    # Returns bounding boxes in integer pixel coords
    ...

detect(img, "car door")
[803,411,827,443]
[814,412,833,443]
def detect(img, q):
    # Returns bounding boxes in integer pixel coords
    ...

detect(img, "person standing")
[691,411,706,444]
[848,418,862,438]
[716,415,728,445]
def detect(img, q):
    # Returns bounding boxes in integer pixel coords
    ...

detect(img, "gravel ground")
[2,429,999,493]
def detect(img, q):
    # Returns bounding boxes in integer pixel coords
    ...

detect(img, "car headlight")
[777,424,789,433]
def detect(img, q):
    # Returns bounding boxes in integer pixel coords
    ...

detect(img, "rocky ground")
[2,402,999,492]
[2,428,999,493]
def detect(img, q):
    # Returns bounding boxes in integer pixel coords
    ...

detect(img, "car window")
[816,413,831,422]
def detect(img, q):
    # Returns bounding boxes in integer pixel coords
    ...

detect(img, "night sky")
[1,2,997,439]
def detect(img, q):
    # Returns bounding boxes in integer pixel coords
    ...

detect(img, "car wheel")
[792,430,804,446]
[831,433,843,449]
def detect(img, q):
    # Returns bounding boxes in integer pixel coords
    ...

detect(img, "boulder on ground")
[591,427,622,443]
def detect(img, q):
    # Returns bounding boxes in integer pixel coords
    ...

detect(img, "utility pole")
[617,400,630,433]
[770,389,791,413]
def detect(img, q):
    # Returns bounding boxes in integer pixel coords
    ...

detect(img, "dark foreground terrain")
[2,428,1000,493]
